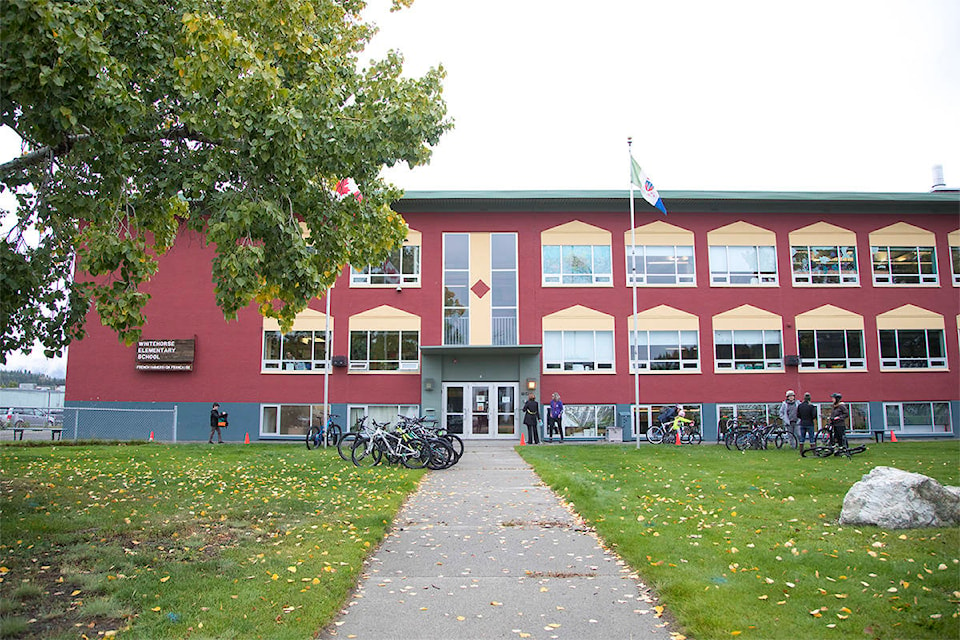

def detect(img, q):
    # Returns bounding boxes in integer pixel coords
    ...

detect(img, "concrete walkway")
[320,441,673,640]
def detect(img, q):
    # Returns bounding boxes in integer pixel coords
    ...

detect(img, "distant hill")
[0,369,66,388]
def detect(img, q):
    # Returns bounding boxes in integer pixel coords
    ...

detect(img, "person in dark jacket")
[522,392,541,444]
[209,402,224,444]
[796,392,818,455]
[829,392,848,446]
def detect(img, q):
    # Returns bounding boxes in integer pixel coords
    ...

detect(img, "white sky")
[4,0,959,377]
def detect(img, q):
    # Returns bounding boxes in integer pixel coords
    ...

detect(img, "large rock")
[839,466,960,529]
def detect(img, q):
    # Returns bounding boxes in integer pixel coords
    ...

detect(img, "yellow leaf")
[71,590,81,596]
[834,593,848,599]
[540,587,549,592]
[160,576,170,583]
[757,595,768,600]
[287,566,297,573]
[731,632,742,636]
[151,607,161,612]
[490,601,502,606]
[456,616,465,621]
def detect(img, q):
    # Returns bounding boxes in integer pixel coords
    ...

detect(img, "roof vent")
[931,164,946,191]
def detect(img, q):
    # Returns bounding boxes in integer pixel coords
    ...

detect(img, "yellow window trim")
[623,220,694,246]
[795,304,864,331]
[707,221,776,246]
[948,229,959,247]
[627,305,699,331]
[712,304,782,331]
[263,308,331,333]
[541,220,611,246]
[788,221,857,246]
[543,305,615,331]
[349,305,421,332]
[869,222,935,247]
[876,305,944,330]
[404,228,422,246]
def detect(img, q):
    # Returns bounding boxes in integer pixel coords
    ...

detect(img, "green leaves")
[1,0,451,356]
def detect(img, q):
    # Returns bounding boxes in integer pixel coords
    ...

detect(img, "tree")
[0,0,450,361]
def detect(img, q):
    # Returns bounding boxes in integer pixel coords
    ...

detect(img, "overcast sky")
[3,0,959,377]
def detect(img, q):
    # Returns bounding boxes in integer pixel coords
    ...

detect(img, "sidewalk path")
[321,442,673,640]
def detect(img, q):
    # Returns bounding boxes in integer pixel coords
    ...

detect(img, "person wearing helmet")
[778,390,799,443]
[829,393,848,447]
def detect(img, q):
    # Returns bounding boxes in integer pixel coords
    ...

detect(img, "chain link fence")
[61,407,179,442]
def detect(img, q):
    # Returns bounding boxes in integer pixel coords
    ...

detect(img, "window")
[347,405,420,432]
[951,245,960,286]
[560,405,616,438]
[626,245,695,285]
[543,330,614,372]
[629,330,699,372]
[262,330,327,372]
[791,246,858,285]
[715,330,783,370]
[879,329,947,369]
[349,330,419,371]
[871,246,938,285]
[351,245,420,286]
[543,245,612,285]
[884,402,953,434]
[709,245,777,285]
[798,330,866,369]
[635,404,702,437]
[260,404,328,437]
[444,233,470,345]
[491,233,518,345]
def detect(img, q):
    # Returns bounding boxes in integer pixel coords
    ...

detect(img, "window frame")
[260,403,329,437]
[708,245,778,286]
[543,329,615,373]
[883,402,953,434]
[542,244,613,286]
[559,404,617,438]
[350,245,421,287]
[951,246,960,286]
[790,245,859,286]
[870,245,939,285]
[625,244,696,286]
[797,329,866,370]
[878,328,947,369]
[349,329,420,372]
[261,329,328,373]
[714,329,783,371]
[628,329,700,373]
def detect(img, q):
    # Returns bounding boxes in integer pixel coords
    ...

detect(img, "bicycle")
[306,413,342,450]
[802,421,866,458]
[351,420,430,469]
[337,416,373,461]
[649,415,701,444]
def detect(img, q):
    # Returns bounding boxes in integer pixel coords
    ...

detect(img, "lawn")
[518,441,960,640]
[0,443,425,640]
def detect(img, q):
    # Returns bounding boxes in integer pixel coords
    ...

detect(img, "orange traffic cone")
[149,431,155,442]
[890,431,897,442]
[520,433,526,446]
[675,430,681,445]
[244,432,250,444]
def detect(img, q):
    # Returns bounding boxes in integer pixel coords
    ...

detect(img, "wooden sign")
[136,339,195,371]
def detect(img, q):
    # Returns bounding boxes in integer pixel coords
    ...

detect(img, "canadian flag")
[334,178,363,202]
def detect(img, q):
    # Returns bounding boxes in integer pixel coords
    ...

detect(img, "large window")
[349,330,419,371]
[443,233,470,345]
[635,404,702,438]
[951,246,960,286]
[714,330,783,371]
[626,245,695,285]
[709,245,777,285]
[884,402,952,434]
[260,404,328,437]
[347,405,420,432]
[543,245,612,285]
[871,246,938,285]
[543,330,614,372]
[791,246,858,285]
[262,330,326,372]
[629,330,699,372]
[879,329,947,369]
[798,330,865,369]
[561,405,616,438]
[491,233,518,345]
[351,245,420,286]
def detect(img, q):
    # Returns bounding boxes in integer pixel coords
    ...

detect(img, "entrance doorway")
[442,383,519,439]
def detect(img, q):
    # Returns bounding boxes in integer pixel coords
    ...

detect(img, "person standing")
[778,389,799,443]
[209,402,224,444]
[796,392,817,455]
[522,392,541,444]
[547,392,564,442]
[829,392,848,447]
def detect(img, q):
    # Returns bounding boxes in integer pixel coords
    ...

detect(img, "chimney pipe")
[931,164,946,191]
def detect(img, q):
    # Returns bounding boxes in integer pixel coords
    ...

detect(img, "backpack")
[658,405,678,424]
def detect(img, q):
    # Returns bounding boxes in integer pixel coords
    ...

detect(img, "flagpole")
[628,137,641,448]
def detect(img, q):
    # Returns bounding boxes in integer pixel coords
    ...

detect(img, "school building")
[63,189,960,442]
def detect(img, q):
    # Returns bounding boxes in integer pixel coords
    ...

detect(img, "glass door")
[443,383,518,439]
[471,385,490,435]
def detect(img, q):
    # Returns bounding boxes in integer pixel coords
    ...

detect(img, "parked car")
[5,408,57,429]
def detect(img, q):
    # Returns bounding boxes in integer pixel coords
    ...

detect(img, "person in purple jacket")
[547,392,564,442]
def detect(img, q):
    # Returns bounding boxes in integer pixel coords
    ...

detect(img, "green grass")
[518,441,960,640]
[0,443,425,639]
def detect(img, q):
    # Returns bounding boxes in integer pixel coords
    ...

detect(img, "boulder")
[839,466,960,529]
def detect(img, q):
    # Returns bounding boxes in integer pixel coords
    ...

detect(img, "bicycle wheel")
[401,438,430,469]
[443,434,465,460]
[802,445,835,458]
[815,428,832,446]
[305,426,321,450]
[735,432,755,451]
[647,425,664,444]
[337,432,357,461]
[688,430,702,445]
[845,445,867,457]
[351,438,382,468]
[426,438,456,470]
[325,424,342,448]
[781,431,798,449]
